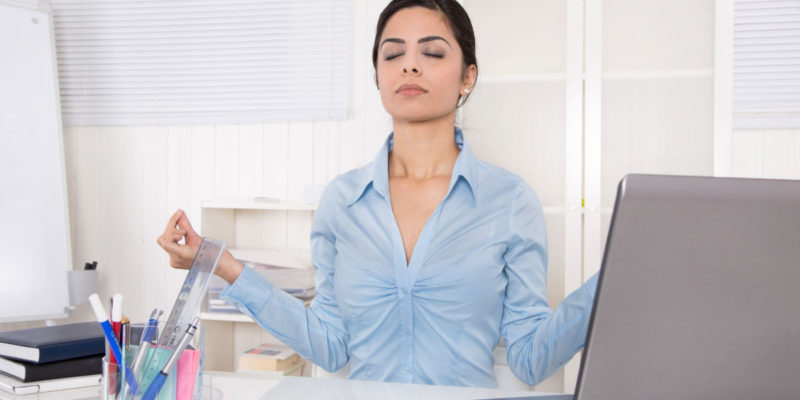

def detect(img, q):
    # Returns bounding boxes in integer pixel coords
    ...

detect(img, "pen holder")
[103,351,179,400]
[102,356,127,400]
[105,345,202,400]
[102,321,208,400]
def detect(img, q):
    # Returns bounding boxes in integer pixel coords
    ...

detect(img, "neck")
[389,115,460,181]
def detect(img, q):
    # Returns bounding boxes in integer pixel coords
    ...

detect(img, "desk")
[208,371,565,400]
[0,372,562,399]
[205,371,280,398]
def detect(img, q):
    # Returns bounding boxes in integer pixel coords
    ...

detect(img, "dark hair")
[372,0,478,105]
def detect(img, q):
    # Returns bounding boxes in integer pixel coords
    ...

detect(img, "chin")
[386,106,454,124]
[392,113,447,125]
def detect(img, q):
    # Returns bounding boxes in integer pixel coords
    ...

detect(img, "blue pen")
[141,317,200,400]
[123,309,163,399]
[88,293,139,395]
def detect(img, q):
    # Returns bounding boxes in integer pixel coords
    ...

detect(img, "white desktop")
[0,371,552,400]
[207,371,557,400]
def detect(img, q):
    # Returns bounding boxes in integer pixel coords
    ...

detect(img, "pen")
[131,309,162,374]
[117,324,128,399]
[141,317,200,400]
[111,294,123,346]
[125,309,162,399]
[109,294,123,395]
[88,293,139,395]
[122,320,130,352]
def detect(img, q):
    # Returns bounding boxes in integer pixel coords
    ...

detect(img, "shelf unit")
[194,198,316,373]
[459,0,718,393]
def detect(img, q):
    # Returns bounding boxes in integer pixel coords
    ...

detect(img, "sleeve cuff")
[220,265,275,314]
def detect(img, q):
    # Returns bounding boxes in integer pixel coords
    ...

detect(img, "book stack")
[236,344,303,376]
[0,322,105,396]
[207,248,315,314]
[206,279,239,313]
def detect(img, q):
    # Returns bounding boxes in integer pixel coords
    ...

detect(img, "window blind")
[51,0,349,126]
[733,0,800,129]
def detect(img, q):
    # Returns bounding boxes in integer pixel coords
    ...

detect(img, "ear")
[462,64,477,92]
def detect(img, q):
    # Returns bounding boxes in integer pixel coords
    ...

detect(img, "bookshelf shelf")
[201,198,317,211]
[200,312,255,323]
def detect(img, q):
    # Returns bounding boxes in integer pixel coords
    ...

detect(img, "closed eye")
[385,52,403,61]
[424,53,444,59]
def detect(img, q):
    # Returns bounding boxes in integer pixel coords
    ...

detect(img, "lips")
[397,84,427,96]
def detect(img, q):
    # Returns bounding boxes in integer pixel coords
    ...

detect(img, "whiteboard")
[0,3,71,322]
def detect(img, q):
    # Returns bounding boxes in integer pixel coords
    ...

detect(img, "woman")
[158,0,598,388]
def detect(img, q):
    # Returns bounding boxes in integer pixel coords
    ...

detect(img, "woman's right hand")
[156,209,245,283]
[157,209,202,270]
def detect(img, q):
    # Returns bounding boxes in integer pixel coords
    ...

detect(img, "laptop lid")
[574,174,800,400]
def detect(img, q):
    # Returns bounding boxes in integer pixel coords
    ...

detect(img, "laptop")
[574,174,800,399]
[485,174,800,400]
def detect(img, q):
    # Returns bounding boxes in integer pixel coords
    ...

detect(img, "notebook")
[0,372,100,395]
[0,322,104,364]
[0,354,102,382]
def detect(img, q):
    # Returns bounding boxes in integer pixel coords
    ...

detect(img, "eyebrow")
[380,35,452,49]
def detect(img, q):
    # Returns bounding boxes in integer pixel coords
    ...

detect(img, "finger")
[158,237,175,250]
[164,209,185,232]
[162,240,196,260]
[163,228,186,242]
[156,233,170,249]
[161,228,186,243]
[176,213,198,237]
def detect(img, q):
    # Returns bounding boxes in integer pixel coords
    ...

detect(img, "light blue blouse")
[221,127,598,388]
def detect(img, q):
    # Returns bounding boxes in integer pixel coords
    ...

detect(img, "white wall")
[731,129,800,179]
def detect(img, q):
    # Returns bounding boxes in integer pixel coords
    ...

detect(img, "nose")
[402,63,421,76]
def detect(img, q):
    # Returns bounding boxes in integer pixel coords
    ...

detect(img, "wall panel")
[213,125,240,197]
[732,129,800,179]
[262,123,289,200]
[238,124,265,197]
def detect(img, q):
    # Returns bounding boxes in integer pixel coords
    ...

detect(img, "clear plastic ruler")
[136,237,225,394]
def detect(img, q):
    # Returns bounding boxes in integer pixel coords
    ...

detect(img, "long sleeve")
[501,182,599,386]
[220,184,350,372]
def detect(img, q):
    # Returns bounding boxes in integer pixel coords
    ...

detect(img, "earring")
[463,88,470,94]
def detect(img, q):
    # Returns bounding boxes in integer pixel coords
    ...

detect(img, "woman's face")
[376,7,475,124]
